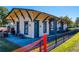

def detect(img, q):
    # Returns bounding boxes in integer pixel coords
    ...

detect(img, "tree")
[75,17,79,27]
[60,16,74,27]
[0,6,9,26]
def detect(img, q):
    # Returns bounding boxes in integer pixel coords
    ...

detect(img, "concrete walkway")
[7,35,38,47]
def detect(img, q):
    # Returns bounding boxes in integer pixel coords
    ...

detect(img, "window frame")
[24,21,28,35]
[43,21,47,33]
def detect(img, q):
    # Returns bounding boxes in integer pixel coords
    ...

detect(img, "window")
[24,21,28,34]
[16,22,19,33]
[50,21,54,30]
[43,21,47,33]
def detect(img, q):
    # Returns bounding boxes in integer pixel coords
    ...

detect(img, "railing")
[13,34,48,52]
[47,29,79,51]
[47,29,79,43]
[13,29,79,52]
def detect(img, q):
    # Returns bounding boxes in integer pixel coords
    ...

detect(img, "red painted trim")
[13,34,48,52]
[43,34,48,52]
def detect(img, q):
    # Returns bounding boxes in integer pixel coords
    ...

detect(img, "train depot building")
[5,8,68,38]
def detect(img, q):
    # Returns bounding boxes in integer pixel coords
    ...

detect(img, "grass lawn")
[0,38,20,52]
[51,32,79,52]
[68,28,76,31]
[67,38,79,52]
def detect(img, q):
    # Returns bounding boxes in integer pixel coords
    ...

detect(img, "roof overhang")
[4,8,60,22]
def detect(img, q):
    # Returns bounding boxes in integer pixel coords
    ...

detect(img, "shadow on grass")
[0,38,20,52]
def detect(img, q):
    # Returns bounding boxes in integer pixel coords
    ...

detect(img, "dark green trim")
[49,19,57,35]
[42,16,49,22]
[14,11,19,21]
[33,12,41,21]
[13,8,59,19]
[16,21,20,34]
[43,21,47,33]
[19,9,25,20]
[24,21,28,35]
[3,8,15,20]
[34,20,39,38]
[10,16,15,23]
[4,8,60,22]
[25,10,32,21]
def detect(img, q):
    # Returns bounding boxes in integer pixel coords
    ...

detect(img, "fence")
[13,34,48,52]
[13,29,79,52]
[47,29,79,51]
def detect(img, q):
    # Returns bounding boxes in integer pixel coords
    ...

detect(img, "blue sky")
[4,6,79,22]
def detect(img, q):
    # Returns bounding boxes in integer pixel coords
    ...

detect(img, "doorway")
[34,20,39,38]
[16,22,20,34]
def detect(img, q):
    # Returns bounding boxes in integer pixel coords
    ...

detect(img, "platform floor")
[7,35,39,47]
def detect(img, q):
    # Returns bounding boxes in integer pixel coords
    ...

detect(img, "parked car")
[0,27,8,37]
[0,27,8,32]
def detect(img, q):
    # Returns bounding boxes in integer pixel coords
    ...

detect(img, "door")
[43,21,47,33]
[49,20,57,35]
[16,22,20,34]
[34,20,39,38]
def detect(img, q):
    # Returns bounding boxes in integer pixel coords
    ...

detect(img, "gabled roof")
[4,8,60,22]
